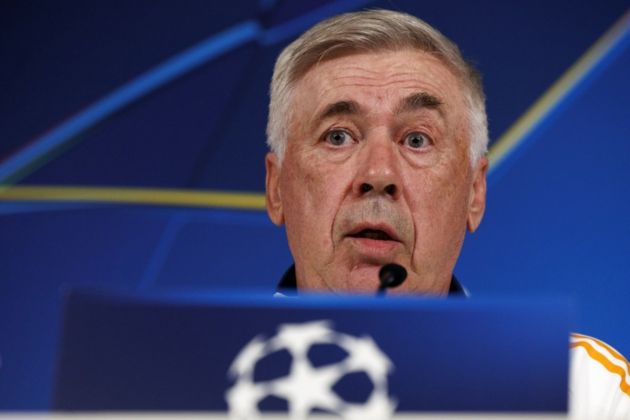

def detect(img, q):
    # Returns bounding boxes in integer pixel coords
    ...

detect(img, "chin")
[342,265,383,293]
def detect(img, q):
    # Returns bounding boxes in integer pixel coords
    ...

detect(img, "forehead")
[291,49,467,116]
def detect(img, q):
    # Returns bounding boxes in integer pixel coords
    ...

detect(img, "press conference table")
[0,413,567,419]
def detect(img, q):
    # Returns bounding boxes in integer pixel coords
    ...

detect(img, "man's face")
[266,49,487,294]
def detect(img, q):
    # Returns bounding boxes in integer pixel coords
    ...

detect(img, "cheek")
[280,158,346,247]
[282,158,328,211]
[406,167,471,241]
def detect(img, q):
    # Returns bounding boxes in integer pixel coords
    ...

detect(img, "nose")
[353,138,401,200]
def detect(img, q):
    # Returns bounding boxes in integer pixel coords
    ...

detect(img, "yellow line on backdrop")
[488,8,630,169]
[0,185,266,210]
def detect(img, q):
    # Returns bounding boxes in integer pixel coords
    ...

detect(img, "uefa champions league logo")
[225,320,396,419]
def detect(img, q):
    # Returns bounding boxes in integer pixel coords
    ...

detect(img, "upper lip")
[345,222,402,242]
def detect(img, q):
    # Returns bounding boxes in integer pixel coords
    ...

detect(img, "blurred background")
[1,0,629,410]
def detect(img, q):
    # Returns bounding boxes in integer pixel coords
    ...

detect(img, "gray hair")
[266,9,488,165]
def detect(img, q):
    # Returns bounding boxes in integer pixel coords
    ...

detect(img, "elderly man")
[263,9,629,418]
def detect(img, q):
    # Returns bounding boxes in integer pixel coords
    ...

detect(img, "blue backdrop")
[1,0,629,410]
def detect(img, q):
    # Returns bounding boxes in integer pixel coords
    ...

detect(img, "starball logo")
[225,320,396,419]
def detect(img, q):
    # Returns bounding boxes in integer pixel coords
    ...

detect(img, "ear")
[265,152,285,225]
[466,156,488,233]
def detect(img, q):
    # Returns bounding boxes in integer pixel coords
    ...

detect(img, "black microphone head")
[379,263,407,289]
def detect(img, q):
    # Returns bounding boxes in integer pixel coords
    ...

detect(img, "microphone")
[378,263,407,295]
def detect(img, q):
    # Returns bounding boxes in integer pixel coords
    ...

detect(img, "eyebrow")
[395,92,443,114]
[316,100,360,122]
[314,92,443,125]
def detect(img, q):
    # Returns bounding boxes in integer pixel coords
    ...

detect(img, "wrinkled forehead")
[289,49,469,125]
[287,41,465,85]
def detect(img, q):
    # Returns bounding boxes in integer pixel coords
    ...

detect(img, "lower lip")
[346,237,402,256]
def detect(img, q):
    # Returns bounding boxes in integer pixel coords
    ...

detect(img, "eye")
[404,132,431,149]
[325,129,351,146]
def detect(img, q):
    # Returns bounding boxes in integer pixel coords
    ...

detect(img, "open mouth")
[348,229,395,241]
